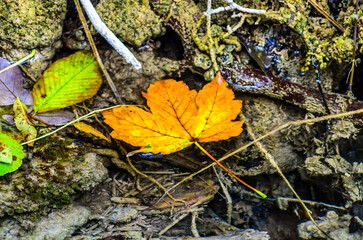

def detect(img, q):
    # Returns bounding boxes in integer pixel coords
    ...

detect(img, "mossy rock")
[96,0,165,47]
[0,137,108,217]
[0,0,67,50]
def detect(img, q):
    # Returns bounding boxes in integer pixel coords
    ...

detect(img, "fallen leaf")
[103,72,243,155]
[73,122,110,142]
[13,97,37,146]
[0,57,32,106]
[32,51,102,113]
[34,110,75,125]
[0,133,25,176]
[3,110,75,126]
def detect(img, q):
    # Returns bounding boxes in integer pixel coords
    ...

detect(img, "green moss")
[261,0,354,70]
[0,0,67,50]
[96,0,165,47]
[229,0,358,71]
[34,136,73,163]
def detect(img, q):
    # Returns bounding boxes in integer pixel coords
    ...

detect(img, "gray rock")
[109,207,138,223]
[298,211,363,240]
[30,205,90,240]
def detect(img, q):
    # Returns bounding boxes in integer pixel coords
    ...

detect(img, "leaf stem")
[0,49,36,75]
[194,141,267,198]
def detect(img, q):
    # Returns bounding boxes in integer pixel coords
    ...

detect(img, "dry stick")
[78,0,142,71]
[191,211,200,237]
[159,206,204,235]
[245,122,333,240]
[213,166,233,224]
[307,0,344,32]
[74,0,122,104]
[159,213,189,235]
[159,108,363,203]
[277,197,346,211]
[125,156,184,205]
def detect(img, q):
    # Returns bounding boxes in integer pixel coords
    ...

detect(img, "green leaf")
[32,51,102,113]
[0,133,25,176]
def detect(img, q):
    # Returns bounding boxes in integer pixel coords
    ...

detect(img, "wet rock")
[30,205,91,240]
[0,0,66,50]
[298,211,363,240]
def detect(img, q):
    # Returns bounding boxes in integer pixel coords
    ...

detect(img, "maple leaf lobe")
[103,73,243,155]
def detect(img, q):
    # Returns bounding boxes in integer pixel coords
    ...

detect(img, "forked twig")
[208,0,266,15]
[213,166,232,224]
[125,156,184,205]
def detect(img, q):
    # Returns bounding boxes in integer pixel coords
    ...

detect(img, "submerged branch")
[221,64,363,126]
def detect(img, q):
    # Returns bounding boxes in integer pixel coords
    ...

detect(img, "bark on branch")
[220,64,363,126]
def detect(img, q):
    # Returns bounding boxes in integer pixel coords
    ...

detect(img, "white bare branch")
[79,0,142,71]
[207,0,266,15]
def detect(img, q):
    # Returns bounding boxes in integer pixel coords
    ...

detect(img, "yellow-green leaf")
[13,97,37,146]
[32,51,102,113]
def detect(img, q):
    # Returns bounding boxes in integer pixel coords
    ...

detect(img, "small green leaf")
[32,51,102,113]
[0,133,25,176]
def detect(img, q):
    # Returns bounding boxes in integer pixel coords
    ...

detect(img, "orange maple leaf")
[102,72,243,155]
[103,73,266,198]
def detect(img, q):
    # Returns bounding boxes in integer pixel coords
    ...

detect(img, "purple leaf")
[0,58,32,105]
[2,110,75,126]
[34,110,75,125]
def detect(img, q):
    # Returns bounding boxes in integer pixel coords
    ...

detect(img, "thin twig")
[0,50,36,75]
[78,0,142,70]
[21,104,127,145]
[307,0,344,32]
[74,0,123,104]
[277,197,346,211]
[245,122,333,240]
[208,0,266,15]
[159,212,189,235]
[347,0,359,94]
[191,211,200,237]
[126,156,184,205]
[213,166,232,224]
